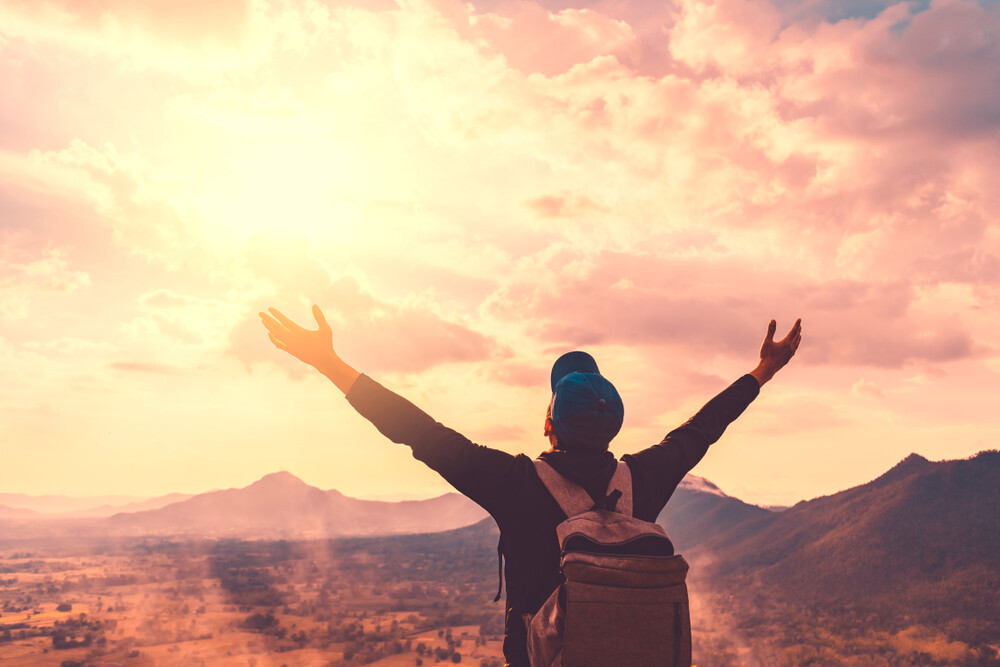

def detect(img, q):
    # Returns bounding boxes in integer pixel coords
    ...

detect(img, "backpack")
[525,459,692,667]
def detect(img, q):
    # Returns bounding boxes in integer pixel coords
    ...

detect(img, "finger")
[766,319,776,342]
[267,332,289,351]
[259,312,290,335]
[780,318,802,344]
[268,307,305,333]
[312,304,331,332]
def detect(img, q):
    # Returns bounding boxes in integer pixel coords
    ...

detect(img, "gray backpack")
[526,459,692,667]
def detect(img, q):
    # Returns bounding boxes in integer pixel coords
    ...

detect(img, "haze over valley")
[2,451,997,665]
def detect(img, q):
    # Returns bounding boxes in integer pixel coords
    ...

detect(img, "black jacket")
[346,373,760,666]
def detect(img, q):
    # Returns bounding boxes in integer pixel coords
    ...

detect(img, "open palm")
[259,305,335,370]
[760,318,802,370]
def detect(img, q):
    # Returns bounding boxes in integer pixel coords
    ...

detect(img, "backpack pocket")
[561,578,690,667]
[559,553,692,667]
[525,585,565,667]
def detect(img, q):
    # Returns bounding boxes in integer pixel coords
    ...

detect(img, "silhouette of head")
[545,351,624,452]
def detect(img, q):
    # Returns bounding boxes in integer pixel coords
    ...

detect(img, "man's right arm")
[345,374,524,515]
[260,305,524,518]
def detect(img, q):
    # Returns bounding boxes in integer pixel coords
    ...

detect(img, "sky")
[1,0,998,507]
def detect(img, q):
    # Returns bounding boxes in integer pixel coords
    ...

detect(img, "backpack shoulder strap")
[606,461,633,517]
[533,459,594,518]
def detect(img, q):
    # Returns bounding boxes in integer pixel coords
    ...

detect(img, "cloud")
[1,0,252,44]
[524,192,608,218]
[743,396,852,435]
[485,249,983,368]
[120,289,245,354]
[489,361,548,388]
[669,0,783,74]
[109,361,187,375]
[43,141,213,267]
[22,337,116,355]
[228,237,499,374]
[0,234,91,321]
[461,1,640,76]
[0,0,256,75]
[140,290,217,310]
[0,142,217,272]
[852,378,884,398]
[1,0,999,505]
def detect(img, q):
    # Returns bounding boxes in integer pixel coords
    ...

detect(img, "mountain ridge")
[104,471,490,538]
[694,449,1000,653]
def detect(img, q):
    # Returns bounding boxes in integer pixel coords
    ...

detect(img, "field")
[3,524,997,666]
[0,536,506,667]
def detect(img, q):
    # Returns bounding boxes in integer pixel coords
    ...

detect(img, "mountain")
[0,492,194,517]
[657,475,774,551]
[698,450,1000,653]
[0,504,41,520]
[56,493,198,518]
[0,492,153,515]
[703,451,999,582]
[2,470,748,542]
[104,471,489,538]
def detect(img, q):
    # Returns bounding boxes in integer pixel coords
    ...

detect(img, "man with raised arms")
[260,305,801,666]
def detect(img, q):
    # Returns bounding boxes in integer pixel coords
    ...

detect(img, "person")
[259,305,802,666]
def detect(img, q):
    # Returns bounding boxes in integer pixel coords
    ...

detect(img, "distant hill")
[698,450,1000,653]
[0,504,41,520]
[57,493,197,518]
[657,475,774,551]
[1,471,770,543]
[104,471,489,538]
[1,471,758,543]
[0,492,153,515]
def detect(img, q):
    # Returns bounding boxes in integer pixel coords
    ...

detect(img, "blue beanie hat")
[549,352,624,452]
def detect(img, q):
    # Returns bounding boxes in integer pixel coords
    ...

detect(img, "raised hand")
[259,305,360,393]
[751,318,802,386]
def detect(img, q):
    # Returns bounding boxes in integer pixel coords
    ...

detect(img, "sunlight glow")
[200,140,367,241]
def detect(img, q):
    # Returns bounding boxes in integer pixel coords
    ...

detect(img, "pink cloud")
[485,250,983,369]
[744,397,851,435]
[109,361,187,375]
[852,379,884,398]
[449,0,640,76]
[0,231,91,322]
[489,361,548,387]
[912,248,1000,286]
[18,140,213,269]
[229,236,498,375]
[523,192,608,218]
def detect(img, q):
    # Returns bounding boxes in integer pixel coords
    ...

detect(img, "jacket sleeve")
[623,374,760,520]
[345,373,525,519]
